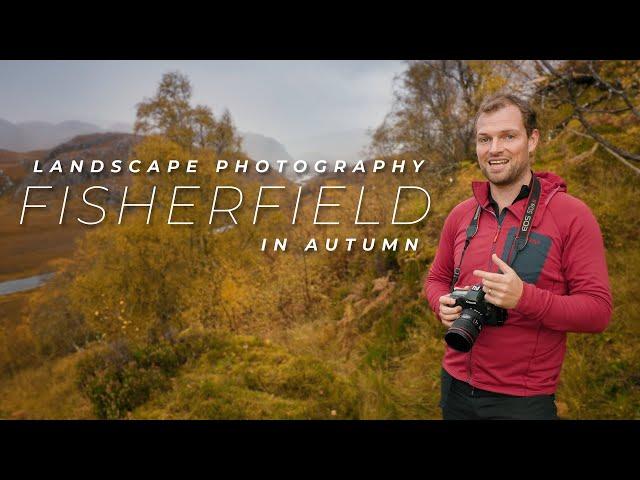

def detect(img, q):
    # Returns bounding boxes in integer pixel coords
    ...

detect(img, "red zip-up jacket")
[423,171,612,396]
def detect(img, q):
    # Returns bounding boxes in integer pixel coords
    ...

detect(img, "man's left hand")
[473,254,524,309]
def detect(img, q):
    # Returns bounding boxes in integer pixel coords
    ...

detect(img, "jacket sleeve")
[514,199,612,333]
[423,210,457,320]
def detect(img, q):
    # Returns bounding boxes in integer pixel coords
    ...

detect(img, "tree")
[533,60,640,165]
[134,71,196,149]
[210,109,243,156]
[368,61,522,172]
[192,105,217,150]
[134,71,244,158]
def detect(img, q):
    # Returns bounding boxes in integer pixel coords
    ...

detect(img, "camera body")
[444,284,507,352]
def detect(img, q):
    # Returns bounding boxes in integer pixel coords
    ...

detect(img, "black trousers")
[440,368,558,420]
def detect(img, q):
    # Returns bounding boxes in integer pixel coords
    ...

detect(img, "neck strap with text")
[449,175,541,291]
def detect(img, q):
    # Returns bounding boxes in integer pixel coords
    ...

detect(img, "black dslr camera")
[444,284,507,352]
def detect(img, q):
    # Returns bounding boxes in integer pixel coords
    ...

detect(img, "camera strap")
[450,204,482,290]
[449,175,542,291]
[504,175,541,266]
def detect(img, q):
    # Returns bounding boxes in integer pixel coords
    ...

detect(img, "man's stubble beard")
[479,156,531,187]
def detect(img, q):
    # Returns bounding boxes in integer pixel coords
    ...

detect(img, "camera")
[444,284,507,352]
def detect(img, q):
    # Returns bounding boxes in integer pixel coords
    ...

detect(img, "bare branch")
[588,61,640,119]
[540,60,640,163]
[568,129,640,175]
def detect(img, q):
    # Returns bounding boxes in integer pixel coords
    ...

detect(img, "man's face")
[475,104,539,186]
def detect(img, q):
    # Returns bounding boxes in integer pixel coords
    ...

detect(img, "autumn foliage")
[1,62,639,419]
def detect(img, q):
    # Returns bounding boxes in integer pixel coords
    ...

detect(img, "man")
[423,93,612,420]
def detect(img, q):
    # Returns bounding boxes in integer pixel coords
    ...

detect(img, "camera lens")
[444,309,484,352]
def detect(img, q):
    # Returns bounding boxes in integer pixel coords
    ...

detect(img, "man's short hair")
[474,93,538,137]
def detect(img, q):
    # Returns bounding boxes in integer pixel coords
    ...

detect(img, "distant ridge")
[1,132,295,199]
[0,119,370,184]
[14,132,142,198]
[0,118,121,152]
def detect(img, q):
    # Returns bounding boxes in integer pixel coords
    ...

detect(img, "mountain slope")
[0,119,107,151]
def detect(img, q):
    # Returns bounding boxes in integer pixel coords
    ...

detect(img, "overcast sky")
[0,60,405,148]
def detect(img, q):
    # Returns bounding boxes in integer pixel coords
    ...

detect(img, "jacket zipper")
[488,211,503,271]
[466,184,561,389]
[468,208,500,386]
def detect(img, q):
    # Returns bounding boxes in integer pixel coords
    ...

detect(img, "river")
[0,272,55,296]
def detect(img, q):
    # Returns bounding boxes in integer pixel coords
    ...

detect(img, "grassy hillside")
[0,125,638,419]
[0,350,93,419]
[0,149,44,184]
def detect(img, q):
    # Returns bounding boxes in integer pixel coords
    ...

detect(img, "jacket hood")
[534,171,568,192]
[471,171,568,227]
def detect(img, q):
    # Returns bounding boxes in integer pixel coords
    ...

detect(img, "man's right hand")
[438,295,462,328]
[438,286,469,328]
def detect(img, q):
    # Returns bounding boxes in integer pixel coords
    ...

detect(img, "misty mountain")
[0,118,372,183]
[239,131,298,178]
[2,131,294,199]
[15,132,142,197]
[107,122,134,133]
[0,119,20,151]
[239,129,372,183]
[0,119,134,152]
[240,131,294,162]
[0,118,107,152]
[287,129,370,166]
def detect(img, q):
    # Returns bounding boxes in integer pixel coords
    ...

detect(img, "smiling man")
[424,93,613,420]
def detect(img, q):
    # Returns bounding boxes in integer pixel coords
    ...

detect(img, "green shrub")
[135,335,361,419]
[76,342,171,419]
[76,331,229,419]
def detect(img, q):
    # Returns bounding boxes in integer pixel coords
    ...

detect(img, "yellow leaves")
[219,274,253,321]
[133,136,186,171]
